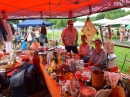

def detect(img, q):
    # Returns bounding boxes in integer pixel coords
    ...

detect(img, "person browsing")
[61,20,78,54]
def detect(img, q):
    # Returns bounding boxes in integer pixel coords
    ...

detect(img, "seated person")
[79,35,91,63]
[87,38,107,70]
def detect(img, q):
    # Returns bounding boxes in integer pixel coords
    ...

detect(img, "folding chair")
[121,52,130,71]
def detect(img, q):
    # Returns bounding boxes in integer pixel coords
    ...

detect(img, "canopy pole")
[52,25,54,40]
[99,25,104,45]
[108,25,112,39]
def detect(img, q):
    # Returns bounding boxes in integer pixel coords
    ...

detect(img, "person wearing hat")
[87,38,107,70]
[61,20,78,54]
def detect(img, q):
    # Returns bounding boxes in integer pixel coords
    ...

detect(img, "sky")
[78,8,130,18]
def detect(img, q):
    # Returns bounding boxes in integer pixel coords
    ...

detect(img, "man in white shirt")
[61,20,78,54]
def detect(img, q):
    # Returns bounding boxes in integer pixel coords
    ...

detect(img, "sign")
[82,17,97,42]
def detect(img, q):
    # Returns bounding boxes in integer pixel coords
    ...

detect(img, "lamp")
[30,42,40,50]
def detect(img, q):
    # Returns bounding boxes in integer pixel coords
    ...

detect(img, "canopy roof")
[92,18,113,24]
[0,0,129,20]
[105,15,130,25]
[17,19,53,27]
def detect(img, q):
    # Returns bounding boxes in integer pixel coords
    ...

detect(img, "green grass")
[114,46,130,74]
[47,31,130,74]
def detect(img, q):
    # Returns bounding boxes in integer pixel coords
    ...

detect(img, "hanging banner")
[82,17,97,42]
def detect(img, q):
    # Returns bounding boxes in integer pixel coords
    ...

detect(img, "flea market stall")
[0,0,130,97]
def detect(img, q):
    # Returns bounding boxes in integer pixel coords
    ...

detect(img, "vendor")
[87,38,107,70]
[78,35,91,63]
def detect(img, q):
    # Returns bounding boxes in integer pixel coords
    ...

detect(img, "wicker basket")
[92,71,104,90]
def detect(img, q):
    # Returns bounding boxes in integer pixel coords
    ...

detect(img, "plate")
[80,86,97,97]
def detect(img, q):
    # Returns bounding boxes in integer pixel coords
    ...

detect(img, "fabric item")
[79,43,91,56]
[0,24,7,41]
[39,34,46,42]
[61,27,78,46]
[82,18,97,42]
[35,31,40,38]
[22,41,27,50]
[90,49,107,66]
[65,45,78,54]
[16,35,21,42]
[10,62,37,97]
[5,42,12,53]
[3,22,13,41]
[28,41,33,47]
[8,23,15,35]
[0,74,10,90]
[27,32,32,41]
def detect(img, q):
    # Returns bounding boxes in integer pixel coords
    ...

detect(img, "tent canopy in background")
[105,14,130,25]
[0,0,129,20]
[74,21,85,27]
[92,18,113,24]
[17,19,53,27]
[126,24,130,30]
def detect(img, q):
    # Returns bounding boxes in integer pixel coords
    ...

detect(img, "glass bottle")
[53,51,58,64]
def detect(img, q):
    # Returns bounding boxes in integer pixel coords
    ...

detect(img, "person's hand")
[93,63,99,67]
[79,52,86,57]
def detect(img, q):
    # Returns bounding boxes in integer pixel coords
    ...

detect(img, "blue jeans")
[81,56,90,63]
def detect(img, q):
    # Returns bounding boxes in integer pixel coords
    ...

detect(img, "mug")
[64,91,70,97]
[71,88,78,97]
[50,72,56,79]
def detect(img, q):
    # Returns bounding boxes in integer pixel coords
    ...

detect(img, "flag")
[82,17,97,42]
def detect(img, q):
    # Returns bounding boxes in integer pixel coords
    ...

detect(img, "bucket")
[92,70,104,90]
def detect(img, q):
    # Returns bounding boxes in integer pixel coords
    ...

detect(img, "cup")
[71,88,78,97]
[64,91,70,97]
[50,72,56,79]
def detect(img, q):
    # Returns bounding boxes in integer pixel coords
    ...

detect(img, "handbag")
[39,34,46,42]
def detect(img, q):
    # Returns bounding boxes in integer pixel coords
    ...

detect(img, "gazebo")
[0,0,129,20]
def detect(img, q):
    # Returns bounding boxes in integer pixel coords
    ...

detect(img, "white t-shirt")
[61,27,78,46]
[35,31,40,38]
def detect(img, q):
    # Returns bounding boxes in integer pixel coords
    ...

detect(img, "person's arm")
[76,34,78,44]
[87,60,93,66]
[61,29,66,46]
[75,29,78,44]
[62,37,66,46]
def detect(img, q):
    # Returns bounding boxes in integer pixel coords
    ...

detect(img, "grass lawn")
[47,31,130,74]
[114,46,130,74]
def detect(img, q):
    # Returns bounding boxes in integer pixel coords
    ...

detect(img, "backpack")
[10,62,38,97]
[0,74,10,91]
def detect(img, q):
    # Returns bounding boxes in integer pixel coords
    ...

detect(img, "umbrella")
[17,19,53,27]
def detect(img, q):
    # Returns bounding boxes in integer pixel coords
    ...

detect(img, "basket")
[92,71,104,90]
